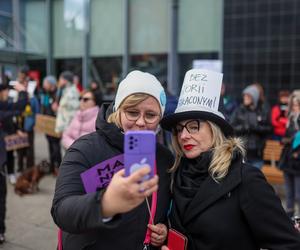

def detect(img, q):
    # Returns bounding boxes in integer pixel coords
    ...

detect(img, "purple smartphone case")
[124,130,156,179]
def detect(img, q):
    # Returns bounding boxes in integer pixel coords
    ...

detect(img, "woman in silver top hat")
[161,69,300,250]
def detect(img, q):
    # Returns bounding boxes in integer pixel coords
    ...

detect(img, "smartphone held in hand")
[124,130,156,180]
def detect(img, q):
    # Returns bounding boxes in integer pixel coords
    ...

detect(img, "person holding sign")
[0,82,27,244]
[160,69,300,250]
[51,70,173,250]
[40,75,62,175]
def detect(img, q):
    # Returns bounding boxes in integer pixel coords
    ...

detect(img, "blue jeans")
[284,173,300,216]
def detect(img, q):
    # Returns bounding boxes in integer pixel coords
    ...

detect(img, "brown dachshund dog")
[14,160,50,196]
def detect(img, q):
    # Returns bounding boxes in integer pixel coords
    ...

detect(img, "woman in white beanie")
[161,69,300,250]
[51,70,173,250]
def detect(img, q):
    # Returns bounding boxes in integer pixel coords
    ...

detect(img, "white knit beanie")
[114,70,166,114]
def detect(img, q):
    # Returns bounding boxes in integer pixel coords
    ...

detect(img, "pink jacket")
[62,106,99,149]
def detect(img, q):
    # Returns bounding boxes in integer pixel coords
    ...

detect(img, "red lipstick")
[184,145,194,150]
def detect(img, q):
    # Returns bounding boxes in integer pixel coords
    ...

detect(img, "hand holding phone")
[124,130,156,181]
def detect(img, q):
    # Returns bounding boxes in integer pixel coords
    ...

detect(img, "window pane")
[0,15,13,48]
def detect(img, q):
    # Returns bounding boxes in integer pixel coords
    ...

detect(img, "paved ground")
[3,132,57,250]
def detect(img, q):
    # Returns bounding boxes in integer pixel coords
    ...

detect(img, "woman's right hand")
[101,166,158,217]
[161,246,169,250]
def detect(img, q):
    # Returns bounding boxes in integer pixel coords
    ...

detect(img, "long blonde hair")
[170,121,245,182]
[287,91,300,130]
[107,93,159,128]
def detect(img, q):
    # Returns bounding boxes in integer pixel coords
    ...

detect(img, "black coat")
[0,91,27,167]
[230,105,272,159]
[51,104,174,250]
[169,156,300,250]
[281,113,300,175]
[40,90,56,117]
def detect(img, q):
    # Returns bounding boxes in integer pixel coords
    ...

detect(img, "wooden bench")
[261,140,284,185]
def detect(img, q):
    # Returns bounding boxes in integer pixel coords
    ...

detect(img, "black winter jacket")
[0,91,27,167]
[230,105,272,159]
[51,104,174,250]
[169,155,300,250]
[281,113,300,175]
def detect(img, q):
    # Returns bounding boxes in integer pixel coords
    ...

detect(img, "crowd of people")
[0,67,104,244]
[0,66,299,248]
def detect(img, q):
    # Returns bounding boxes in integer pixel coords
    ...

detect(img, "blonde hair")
[170,121,245,182]
[287,91,300,130]
[107,93,158,128]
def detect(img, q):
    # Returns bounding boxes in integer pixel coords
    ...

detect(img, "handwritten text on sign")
[176,69,223,112]
[5,134,29,151]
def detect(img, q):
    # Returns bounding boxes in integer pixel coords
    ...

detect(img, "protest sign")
[176,68,223,115]
[5,133,29,151]
[81,154,124,193]
[35,114,61,138]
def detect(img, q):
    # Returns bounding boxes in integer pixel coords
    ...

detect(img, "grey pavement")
[3,132,57,250]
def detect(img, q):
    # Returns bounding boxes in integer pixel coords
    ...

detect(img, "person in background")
[252,82,271,115]
[161,81,178,149]
[221,83,238,120]
[16,72,40,173]
[230,84,272,169]
[40,76,62,175]
[271,90,290,140]
[0,82,27,244]
[53,71,80,134]
[89,80,103,107]
[161,69,300,250]
[0,85,18,184]
[62,90,99,149]
[73,75,83,93]
[51,70,173,250]
[280,91,300,218]
[17,66,30,86]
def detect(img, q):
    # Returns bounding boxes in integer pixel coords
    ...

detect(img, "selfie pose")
[51,70,173,250]
[161,69,300,250]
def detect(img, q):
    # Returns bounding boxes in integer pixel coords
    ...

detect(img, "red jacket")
[271,105,288,136]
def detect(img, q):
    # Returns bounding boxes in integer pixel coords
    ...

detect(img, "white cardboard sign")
[176,69,223,113]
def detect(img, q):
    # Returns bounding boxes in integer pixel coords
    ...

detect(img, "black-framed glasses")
[123,109,161,124]
[79,97,93,102]
[174,120,202,135]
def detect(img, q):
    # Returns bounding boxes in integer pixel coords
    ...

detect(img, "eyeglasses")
[123,109,161,124]
[174,120,202,135]
[79,97,93,102]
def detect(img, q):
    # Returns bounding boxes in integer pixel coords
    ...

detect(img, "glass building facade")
[223,0,300,103]
[2,0,299,102]
[1,0,222,95]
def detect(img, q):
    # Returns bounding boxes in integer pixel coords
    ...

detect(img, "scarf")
[173,151,212,217]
